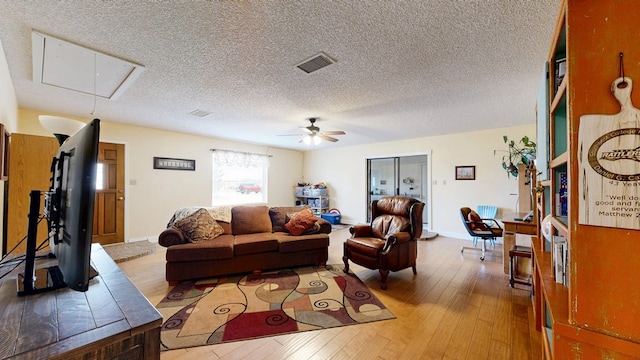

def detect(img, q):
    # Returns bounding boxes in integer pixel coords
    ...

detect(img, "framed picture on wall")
[153,157,196,171]
[455,165,475,180]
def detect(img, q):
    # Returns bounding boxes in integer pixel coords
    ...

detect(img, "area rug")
[103,240,156,263]
[331,224,349,230]
[156,264,395,351]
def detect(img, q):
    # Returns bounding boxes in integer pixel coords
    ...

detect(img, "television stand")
[2,244,162,359]
[17,265,65,296]
[16,264,99,296]
[17,190,100,296]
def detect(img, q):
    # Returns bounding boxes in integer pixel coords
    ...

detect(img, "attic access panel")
[32,31,144,100]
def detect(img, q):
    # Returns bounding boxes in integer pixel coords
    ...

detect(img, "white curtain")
[211,149,269,168]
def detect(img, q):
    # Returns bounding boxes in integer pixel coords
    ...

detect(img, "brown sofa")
[158,205,331,283]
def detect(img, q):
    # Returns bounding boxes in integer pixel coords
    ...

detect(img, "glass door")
[367,154,429,227]
[398,155,429,226]
[367,157,396,222]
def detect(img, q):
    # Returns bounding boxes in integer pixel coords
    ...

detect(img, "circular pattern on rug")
[358,303,383,316]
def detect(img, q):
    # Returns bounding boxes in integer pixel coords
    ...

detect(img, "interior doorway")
[366,154,430,228]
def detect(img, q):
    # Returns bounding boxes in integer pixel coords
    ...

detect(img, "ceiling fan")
[282,118,346,144]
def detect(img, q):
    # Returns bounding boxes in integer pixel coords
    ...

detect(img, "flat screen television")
[17,118,100,295]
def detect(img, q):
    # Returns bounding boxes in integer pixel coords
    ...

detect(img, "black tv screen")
[50,118,100,291]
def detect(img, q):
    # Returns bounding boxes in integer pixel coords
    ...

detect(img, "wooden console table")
[0,244,162,359]
[501,212,537,274]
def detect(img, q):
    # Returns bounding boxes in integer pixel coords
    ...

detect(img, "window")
[211,150,269,205]
[96,163,104,190]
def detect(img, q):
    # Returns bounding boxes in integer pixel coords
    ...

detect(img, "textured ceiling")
[0,1,559,150]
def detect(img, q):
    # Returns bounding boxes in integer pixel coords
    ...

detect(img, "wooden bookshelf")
[533,0,640,358]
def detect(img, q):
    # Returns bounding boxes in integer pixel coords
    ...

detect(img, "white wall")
[0,39,19,255]
[17,108,304,242]
[12,106,534,243]
[0,41,17,133]
[302,124,536,239]
[9,109,535,244]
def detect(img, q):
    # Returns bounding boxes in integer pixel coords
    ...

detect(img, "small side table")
[501,213,537,274]
[509,245,532,288]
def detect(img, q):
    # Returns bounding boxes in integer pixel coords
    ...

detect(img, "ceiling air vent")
[189,110,212,117]
[296,52,336,74]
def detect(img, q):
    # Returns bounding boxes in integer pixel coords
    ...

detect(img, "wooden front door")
[92,142,125,245]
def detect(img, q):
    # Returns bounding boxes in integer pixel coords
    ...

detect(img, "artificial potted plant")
[497,135,537,178]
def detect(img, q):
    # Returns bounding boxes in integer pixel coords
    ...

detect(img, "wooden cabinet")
[533,1,640,358]
[0,244,162,359]
[6,134,59,254]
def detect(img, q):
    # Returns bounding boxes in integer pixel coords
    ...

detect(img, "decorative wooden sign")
[578,77,640,230]
[153,157,196,171]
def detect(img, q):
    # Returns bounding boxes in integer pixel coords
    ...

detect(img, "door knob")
[118,197,124,201]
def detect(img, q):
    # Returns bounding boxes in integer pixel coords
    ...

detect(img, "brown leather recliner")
[343,196,425,290]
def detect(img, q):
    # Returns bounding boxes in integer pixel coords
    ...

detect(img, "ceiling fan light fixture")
[302,134,321,145]
[286,117,344,146]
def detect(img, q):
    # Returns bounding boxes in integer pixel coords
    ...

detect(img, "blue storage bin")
[321,213,341,224]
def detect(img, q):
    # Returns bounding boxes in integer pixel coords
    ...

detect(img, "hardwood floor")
[118,228,541,360]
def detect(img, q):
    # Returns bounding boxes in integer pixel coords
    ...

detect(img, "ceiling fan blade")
[319,134,339,142]
[321,130,345,136]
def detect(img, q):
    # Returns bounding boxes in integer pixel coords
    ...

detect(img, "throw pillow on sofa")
[467,210,488,231]
[231,206,272,235]
[270,206,311,232]
[173,208,224,243]
[285,208,318,236]
[285,213,321,235]
[303,222,321,235]
[166,206,198,227]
